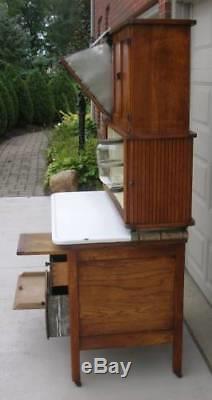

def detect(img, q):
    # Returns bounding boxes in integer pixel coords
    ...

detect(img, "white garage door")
[186,0,212,304]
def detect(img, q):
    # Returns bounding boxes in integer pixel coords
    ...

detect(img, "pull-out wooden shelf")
[14,272,46,310]
[17,233,68,256]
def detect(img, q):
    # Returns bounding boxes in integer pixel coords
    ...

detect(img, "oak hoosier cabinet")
[15,19,196,386]
[62,19,196,229]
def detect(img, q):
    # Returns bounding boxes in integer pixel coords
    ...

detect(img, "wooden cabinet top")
[110,18,196,34]
[111,18,196,138]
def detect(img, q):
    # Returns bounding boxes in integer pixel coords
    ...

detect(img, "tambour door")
[124,136,194,228]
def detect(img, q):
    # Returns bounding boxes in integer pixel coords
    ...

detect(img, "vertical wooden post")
[68,249,81,386]
[172,243,185,377]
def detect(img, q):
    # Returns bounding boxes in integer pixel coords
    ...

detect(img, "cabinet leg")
[172,324,183,378]
[68,250,81,386]
[173,351,182,378]
[172,244,184,378]
[71,344,81,386]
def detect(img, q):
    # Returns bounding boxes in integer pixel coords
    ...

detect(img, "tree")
[0,4,29,66]
[0,0,91,63]
[1,0,50,56]
[46,0,91,56]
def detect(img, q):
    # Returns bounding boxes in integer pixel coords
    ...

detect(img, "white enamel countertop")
[51,191,131,245]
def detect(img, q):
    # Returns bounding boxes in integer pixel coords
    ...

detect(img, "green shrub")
[85,114,97,137]
[0,95,7,136]
[27,70,55,125]
[0,77,16,130]
[45,136,98,189]
[49,69,77,120]
[45,113,99,190]
[53,113,79,139]
[0,63,19,80]
[52,112,97,139]
[14,77,33,125]
[51,90,69,121]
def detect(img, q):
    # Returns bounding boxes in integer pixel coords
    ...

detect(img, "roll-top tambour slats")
[125,136,194,228]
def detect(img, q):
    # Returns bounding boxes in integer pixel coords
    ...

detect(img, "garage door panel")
[187,253,212,303]
[208,245,212,285]
[191,69,212,83]
[193,158,209,199]
[189,0,212,306]
[209,164,212,209]
[190,86,210,123]
[187,228,206,268]
[192,196,212,237]
[192,1,212,47]
[193,127,212,162]
[192,47,212,71]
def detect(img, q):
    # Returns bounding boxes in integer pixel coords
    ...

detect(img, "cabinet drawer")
[51,262,68,288]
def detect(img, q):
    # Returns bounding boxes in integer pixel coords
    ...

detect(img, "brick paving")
[0,130,49,197]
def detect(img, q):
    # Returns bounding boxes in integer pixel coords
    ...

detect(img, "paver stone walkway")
[0,130,49,197]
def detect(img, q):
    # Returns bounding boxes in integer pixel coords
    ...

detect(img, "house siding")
[93,0,171,37]
[92,0,171,133]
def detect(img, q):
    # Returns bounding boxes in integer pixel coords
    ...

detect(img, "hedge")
[0,95,7,136]
[14,77,34,125]
[49,69,77,120]
[6,78,19,125]
[0,65,19,125]
[27,69,55,125]
[0,77,16,130]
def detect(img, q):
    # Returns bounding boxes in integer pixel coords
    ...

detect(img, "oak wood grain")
[79,255,175,337]
[68,250,81,385]
[80,330,173,350]
[17,233,67,256]
[125,136,194,228]
[172,244,185,377]
[51,262,68,287]
[14,272,46,310]
[112,22,194,137]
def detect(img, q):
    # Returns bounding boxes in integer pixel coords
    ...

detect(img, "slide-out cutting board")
[14,272,46,310]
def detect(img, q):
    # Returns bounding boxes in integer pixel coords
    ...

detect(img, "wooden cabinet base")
[68,240,185,385]
[16,233,185,385]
